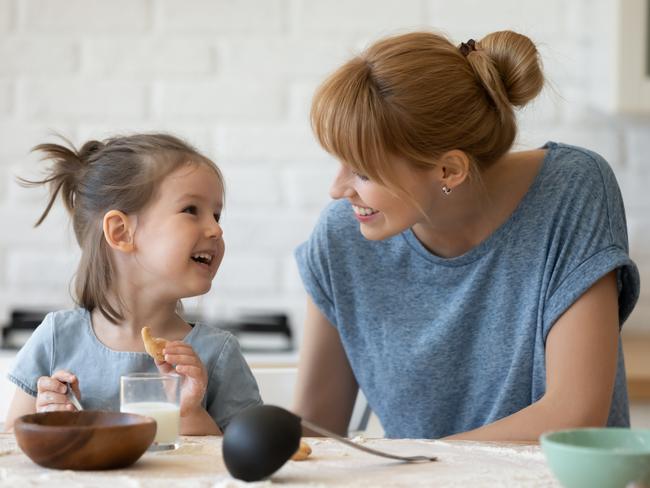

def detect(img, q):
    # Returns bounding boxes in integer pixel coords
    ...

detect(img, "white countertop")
[0,434,559,487]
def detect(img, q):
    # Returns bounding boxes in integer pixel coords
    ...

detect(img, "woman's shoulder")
[317,198,358,232]
[543,141,619,188]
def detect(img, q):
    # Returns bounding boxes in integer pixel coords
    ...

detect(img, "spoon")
[65,383,83,411]
[222,405,437,482]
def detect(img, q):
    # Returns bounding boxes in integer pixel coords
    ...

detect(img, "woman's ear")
[103,210,136,253]
[437,150,471,190]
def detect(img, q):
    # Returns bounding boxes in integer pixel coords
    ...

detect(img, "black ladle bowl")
[222,405,437,482]
[222,405,302,482]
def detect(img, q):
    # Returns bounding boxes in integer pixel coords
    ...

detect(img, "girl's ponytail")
[22,138,104,226]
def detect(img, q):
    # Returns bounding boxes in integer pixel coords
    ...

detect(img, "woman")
[292,30,639,440]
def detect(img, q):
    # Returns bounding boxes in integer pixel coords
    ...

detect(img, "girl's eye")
[214,213,221,223]
[182,205,198,215]
[352,171,370,182]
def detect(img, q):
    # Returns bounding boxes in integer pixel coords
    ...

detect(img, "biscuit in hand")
[141,326,168,362]
[291,439,312,461]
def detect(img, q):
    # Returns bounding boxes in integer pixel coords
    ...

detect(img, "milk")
[121,401,180,445]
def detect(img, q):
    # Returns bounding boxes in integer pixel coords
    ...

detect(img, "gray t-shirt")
[295,142,640,439]
[8,308,262,430]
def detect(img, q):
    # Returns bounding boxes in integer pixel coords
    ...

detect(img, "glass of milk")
[120,373,181,451]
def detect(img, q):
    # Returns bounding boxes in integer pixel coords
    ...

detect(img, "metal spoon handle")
[65,383,83,411]
[300,419,436,463]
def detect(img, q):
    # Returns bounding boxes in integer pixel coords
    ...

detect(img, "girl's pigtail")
[20,138,103,227]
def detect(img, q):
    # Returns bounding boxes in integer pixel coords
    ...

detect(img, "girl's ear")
[437,150,471,190]
[103,210,136,253]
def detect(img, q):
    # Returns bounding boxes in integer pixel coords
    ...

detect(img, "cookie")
[141,326,168,362]
[291,439,312,461]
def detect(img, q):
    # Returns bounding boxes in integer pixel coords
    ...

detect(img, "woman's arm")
[293,296,359,436]
[447,271,620,441]
[4,388,36,432]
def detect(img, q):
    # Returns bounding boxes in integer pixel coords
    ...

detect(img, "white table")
[0,434,559,487]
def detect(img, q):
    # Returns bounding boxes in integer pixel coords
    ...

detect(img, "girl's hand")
[36,370,80,413]
[155,341,207,417]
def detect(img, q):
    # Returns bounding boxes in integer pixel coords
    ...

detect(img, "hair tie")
[459,39,477,57]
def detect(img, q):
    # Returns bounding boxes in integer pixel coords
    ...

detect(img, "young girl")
[4,133,261,434]
[293,31,640,440]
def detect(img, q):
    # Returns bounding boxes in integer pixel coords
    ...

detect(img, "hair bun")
[478,31,544,108]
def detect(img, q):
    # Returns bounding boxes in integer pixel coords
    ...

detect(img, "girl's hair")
[311,30,544,191]
[21,133,224,324]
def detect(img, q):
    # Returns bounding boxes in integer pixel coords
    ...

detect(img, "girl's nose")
[329,166,355,200]
[206,219,223,240]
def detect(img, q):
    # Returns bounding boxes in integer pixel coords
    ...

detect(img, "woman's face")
[329,158,440,241]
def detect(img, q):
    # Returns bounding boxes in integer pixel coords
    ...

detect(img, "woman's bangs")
[311,62,389,181]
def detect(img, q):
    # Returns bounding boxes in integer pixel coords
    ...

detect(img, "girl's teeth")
[192,253,212,264]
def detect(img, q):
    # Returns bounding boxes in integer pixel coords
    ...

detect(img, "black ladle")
[222,405,437,482]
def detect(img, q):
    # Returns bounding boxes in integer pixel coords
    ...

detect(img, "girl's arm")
[4,370,80,432]
[4,388,36,432]
[447,271,620,441]
[293,296,359,436]
[180,406,221,435]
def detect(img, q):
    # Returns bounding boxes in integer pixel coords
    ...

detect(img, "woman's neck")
[412,149,545,258]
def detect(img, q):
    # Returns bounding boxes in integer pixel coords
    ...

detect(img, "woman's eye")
[214,213,221,223]
[182,205,198,215]
[352,171,370,182]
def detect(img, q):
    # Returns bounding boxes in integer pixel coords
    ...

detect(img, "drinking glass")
[120,373,181,451]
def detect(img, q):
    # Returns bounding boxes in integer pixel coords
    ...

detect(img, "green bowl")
[540,428,650,488]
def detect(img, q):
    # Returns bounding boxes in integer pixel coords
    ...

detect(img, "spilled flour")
[0,434,559,487]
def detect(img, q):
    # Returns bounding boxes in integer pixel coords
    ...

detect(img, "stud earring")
[442,185,452,195]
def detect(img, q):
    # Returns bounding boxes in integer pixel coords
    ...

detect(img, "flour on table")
[212,476,274,488]
[156,439,220,456]
[349,435,367,444]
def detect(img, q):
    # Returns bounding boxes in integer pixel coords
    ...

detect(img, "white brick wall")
[0,81,11,115]
[0,0,648,342]
[0,0,13,33]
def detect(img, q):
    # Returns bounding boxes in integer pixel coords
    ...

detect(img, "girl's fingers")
[162,343,194,355]
[36,391,74,411]
[155,360,175,375]
[37,376,67,394]
[52,370,77,385]
[175,364,204,378]
[39,403,75,413]
[163,352,201,367]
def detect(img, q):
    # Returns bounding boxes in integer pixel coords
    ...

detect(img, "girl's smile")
[190,248,220,274]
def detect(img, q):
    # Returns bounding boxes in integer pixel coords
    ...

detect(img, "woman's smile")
[352,204,380,222]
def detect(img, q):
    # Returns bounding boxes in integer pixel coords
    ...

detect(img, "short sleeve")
[294,204,338,327]
[206,335,262,431]
[7,314,55,396]
[542,149,640,337]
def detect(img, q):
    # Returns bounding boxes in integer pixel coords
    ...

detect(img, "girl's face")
[329,158,440,241]
[131,163,225,300]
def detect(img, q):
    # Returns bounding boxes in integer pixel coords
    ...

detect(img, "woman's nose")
[329,167,355,200]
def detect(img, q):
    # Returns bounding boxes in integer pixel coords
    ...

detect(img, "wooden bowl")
[14,410,156,470]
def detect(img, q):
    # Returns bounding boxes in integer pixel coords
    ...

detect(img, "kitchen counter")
[0,434,558,487]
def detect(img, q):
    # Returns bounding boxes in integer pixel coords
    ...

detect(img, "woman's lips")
[352,204,379,222]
